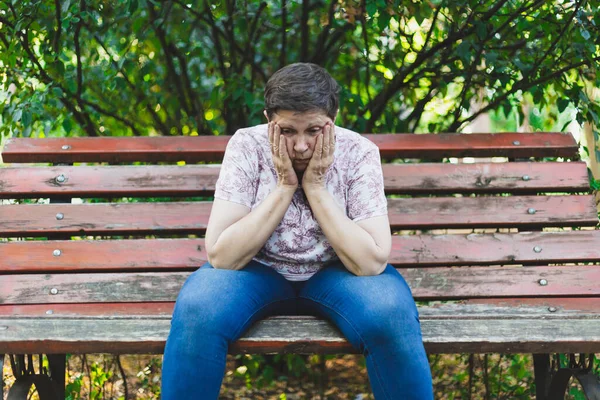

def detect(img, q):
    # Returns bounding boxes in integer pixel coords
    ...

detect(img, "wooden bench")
[0,131,599,399]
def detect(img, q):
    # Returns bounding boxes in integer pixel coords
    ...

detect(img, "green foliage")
[1,0,599,138]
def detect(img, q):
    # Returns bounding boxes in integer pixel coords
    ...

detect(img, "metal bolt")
[522,175,530,181]
[61,145,71,150]
[53,249,61,256]
[548,307,557,312]
[55,175,66,183]
[528,208,537,215]
[538,279,548,286]
[0,326,7,331]
[46,310,54,315]
[534,246,542,253]
[513,140,521,146]
[50,288,59,295]
[56,213,64,220]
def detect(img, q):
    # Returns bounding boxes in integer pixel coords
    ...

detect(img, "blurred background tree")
[1,0,598,140]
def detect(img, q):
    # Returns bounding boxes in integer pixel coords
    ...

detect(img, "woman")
[161,63,433,399]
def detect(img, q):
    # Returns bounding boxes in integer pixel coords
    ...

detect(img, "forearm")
[305,187,389,276]
[208,186,295,270]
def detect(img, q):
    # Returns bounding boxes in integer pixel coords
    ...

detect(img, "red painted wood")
[0,162,591,199]
[0,202,213,237]
[466,298,600,313]
[1,265,598,305]
[0,195,595,237]
[382,161,590,194]
[0,165,220,198]
[0,303,176,317]
[1,132,578,163]
[387,195,597,229]
[2,230,600,272]
[2,298,598,318]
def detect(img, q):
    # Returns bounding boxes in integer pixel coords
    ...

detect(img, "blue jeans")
[161,260,433,399]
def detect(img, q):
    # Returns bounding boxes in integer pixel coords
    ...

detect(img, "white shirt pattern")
[214,124,387,281]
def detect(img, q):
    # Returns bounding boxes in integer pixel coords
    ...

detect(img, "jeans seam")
[230,298,292,341]
[299,294,392,400]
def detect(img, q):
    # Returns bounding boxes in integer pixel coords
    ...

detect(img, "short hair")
[264,63,340,120]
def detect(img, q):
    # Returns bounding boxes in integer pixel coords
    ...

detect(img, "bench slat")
[2,299,600,318]
[0,314,598,354]
[0,195,595,237]
[0,162,590,199]
[1,132,578,164]
[1,266,598,304]
[2,231,600,272]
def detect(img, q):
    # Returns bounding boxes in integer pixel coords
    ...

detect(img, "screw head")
[538,278,548,286]
[528,208,537,215]
[50,288,59,295]
[46,310,54,315]
[522,175,530,181]
[61,145,71,150]
[56,213,64,220]
[513,140,521,146]
[534,246,542,253]
[53,249,61,256]
[548,306,557,312]
[55,175,66,183]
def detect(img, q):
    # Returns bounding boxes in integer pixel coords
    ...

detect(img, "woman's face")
[265,109,334,172]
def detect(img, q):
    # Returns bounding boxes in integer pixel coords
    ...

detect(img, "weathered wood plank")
[2,300,599,319]
[382,161,590,194]
[1,132,578,164]
[0,316,597,354]
[2,230,600,272]
[0,162,590,199]
[1,265,599,304]
[0,194,595,237]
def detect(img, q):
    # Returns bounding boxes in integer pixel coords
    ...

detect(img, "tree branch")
[451,55,600,131]
[280,0,287,68]
[89,32,171,136]
[52,0,61,54]
[300,0,310,61]
[74,0,84,99]
[18,26,97,136]
[148,2,189,133]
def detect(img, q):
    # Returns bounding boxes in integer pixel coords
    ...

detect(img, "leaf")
[13,108,22,122]
[129,0,139,14]
[61,0,72,14]
[62,118,72,133]
[21,110,32,127]
[581,28,591,40]
[557,98,570,113]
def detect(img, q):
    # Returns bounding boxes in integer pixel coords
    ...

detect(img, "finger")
[273,124,280,155]
[279,134,289,162]
[268,122,273,150]
[329,123,335,156]
[315,133,324,160]
[322,125,330,159]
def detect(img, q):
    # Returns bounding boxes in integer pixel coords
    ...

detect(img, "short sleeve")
[346,145,388,221]
[214,130,258,208]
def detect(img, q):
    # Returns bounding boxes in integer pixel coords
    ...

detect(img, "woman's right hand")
[268,122,298,189]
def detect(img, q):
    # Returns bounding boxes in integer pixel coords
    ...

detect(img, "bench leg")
[4,354,66,400]
[534,353,600,400]
[534,354,552,400]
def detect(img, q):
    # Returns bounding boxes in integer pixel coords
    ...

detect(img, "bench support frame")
[4,354,65,400]
[534,353,600,400]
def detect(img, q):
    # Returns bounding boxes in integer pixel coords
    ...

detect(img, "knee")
[357,291,422,346]
[171,267,231,333]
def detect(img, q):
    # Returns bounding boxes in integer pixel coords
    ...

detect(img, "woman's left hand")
[302,122,335,192]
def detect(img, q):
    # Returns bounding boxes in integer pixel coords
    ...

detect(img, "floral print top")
[214,124,387,281]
